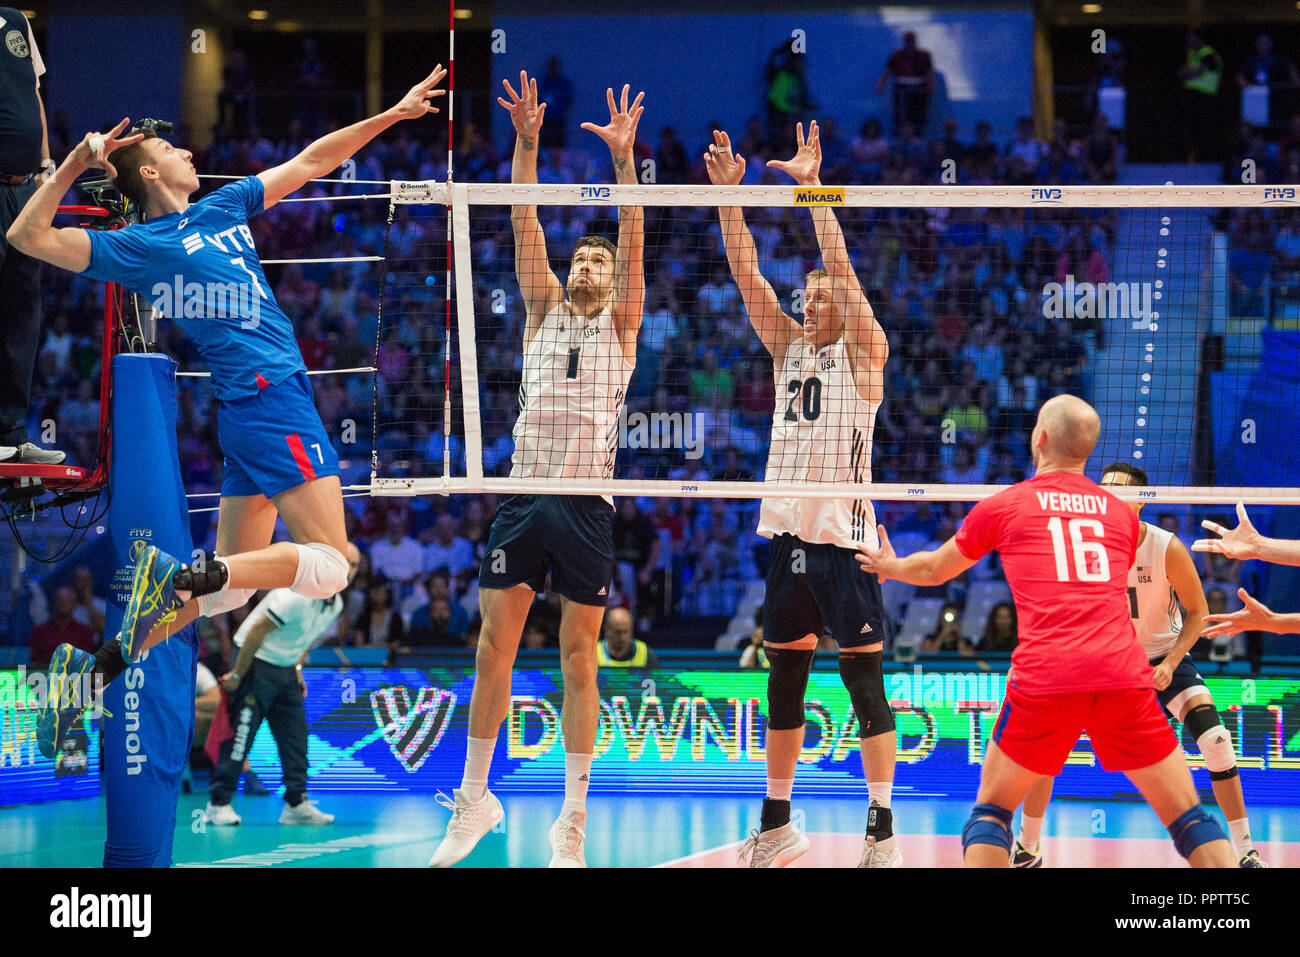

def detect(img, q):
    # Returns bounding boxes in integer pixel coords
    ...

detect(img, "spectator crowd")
[12,40,1268,665]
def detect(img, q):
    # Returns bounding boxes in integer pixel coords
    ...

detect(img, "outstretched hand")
[1192,502,1263,561]
[498,70,546,142]
[767,120,822,186]
[1201,588,1278,638]
[855,524,899,582]
[391,64,448,121]
[73,118,144,178]
[703,130,746,186]
[581,84,644,157]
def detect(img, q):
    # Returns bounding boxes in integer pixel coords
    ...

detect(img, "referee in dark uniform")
[0,7,63,465]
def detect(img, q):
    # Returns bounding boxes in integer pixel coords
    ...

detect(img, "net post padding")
[451,182,484,487]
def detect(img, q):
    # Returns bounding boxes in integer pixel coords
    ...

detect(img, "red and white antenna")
[443,0,455,483]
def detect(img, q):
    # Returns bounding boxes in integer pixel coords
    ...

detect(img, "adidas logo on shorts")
[597,586,607,596]
[860,623,872,634]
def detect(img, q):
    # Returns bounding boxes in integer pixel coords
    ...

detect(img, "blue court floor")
[2,791,1298,867]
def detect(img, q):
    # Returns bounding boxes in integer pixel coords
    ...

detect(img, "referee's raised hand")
[72,118,144,178]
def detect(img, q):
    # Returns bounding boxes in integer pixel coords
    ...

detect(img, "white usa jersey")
[1129,522,1183,658]
[511,302,633,493]
[757,337,879,549]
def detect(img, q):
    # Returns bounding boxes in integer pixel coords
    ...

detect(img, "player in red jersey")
[857,395,1236,867]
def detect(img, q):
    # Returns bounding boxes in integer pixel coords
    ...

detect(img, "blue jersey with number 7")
[80,176,306,401]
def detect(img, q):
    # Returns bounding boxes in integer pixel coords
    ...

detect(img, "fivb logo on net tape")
[1030,187,1064,205]
[580,185,613,203]
[1264,187,1298,205]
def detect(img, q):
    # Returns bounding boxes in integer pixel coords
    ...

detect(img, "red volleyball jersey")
[954,472,1150,694]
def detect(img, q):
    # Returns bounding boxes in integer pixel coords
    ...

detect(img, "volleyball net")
[372,183,1300,505]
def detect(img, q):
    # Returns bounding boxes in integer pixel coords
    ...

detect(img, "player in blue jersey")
[9,66,447,756]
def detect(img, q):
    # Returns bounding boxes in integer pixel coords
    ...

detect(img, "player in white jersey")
[429,73,645,869]
[705,122,896,868]
[1012,463,1266,867]
[202,542,361,828]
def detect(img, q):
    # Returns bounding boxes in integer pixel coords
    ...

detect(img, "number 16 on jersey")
[1046,516,1110,582]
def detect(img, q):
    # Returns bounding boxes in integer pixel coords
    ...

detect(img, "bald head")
[1033,395,1101,466]
[603,606,634,654]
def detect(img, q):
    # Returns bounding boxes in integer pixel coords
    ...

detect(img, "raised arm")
[259,64,446,211]
[768,121,887,401]
[7,118,143,272]
[498,70,563,350]
[581,84,645,365]
[703,130,800,360]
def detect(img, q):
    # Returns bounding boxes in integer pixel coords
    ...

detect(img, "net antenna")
[375,181,1300,506]
[442,0,456,490]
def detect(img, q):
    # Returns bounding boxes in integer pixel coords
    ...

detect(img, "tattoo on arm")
[521,136,536,150]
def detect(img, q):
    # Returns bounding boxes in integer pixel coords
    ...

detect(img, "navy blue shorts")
[763,533,888,648]
[478,494,614,606]
[1151,656,1211,717]
[217,371,339,498]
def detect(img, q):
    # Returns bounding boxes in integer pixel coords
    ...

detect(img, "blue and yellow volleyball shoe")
[120,545,184,662]
[36,643,97,760]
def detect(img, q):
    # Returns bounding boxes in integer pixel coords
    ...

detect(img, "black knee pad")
[766,646,815,730]
[1182,703,1220,739]
[839,650,895,738]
